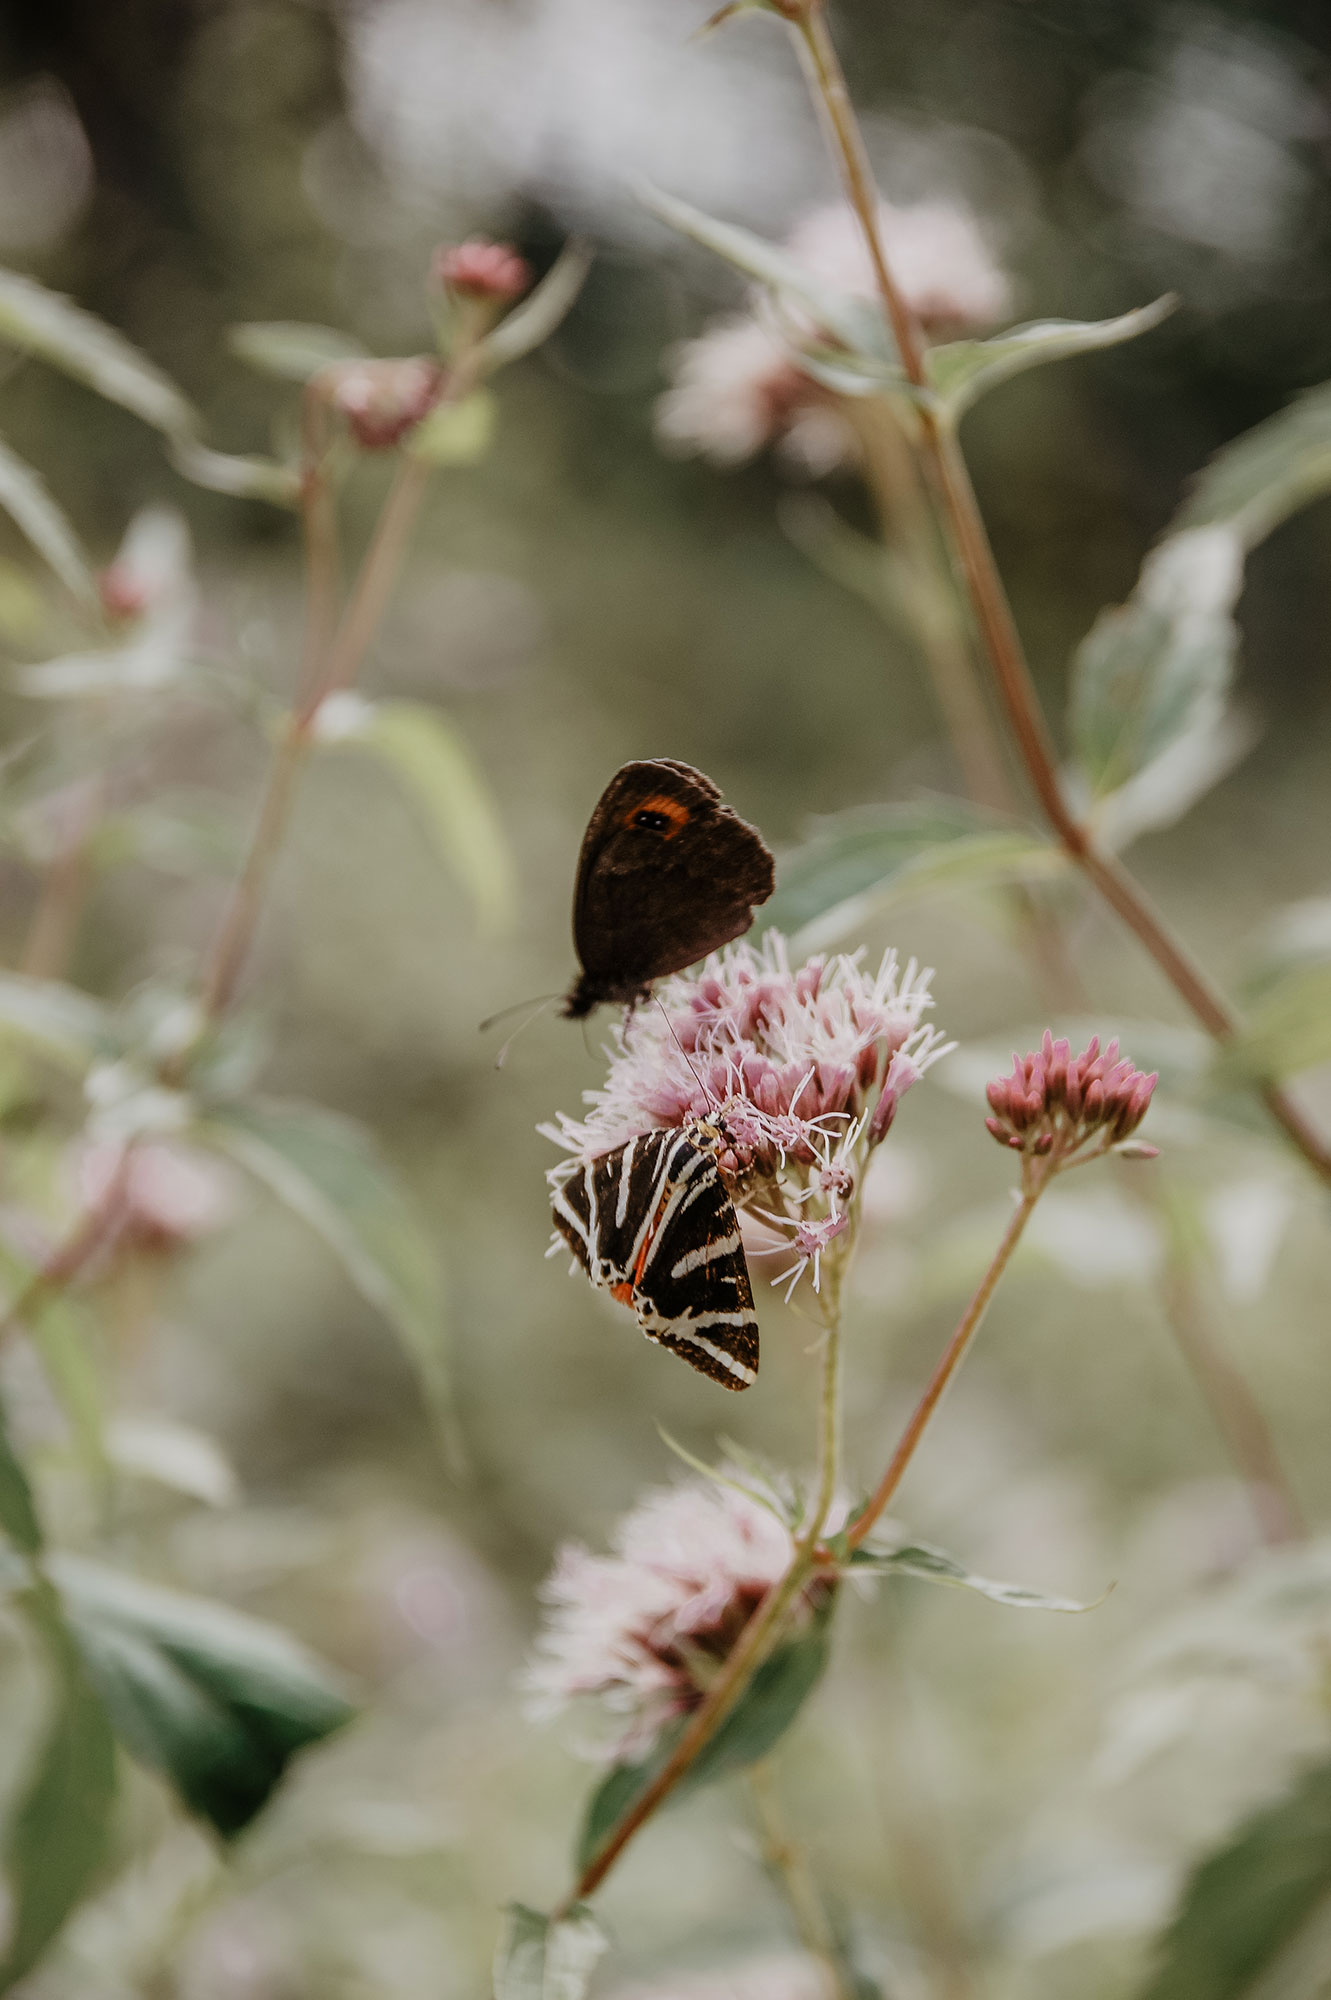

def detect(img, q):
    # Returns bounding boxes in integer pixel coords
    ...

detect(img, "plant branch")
[0,1162,132,1349]
[789,2,1331,1191]
[846,1178,1041,1551]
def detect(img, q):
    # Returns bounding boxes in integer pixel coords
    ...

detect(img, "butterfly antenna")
[654,1000,717,1114]
[481,994,560,1069]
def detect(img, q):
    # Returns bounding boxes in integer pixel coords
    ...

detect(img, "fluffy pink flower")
[985,1032,1158,1163]
[656,197,1009,470]
[542,933,950,1301]
[75,1138,236,1255]
[524,1475,828,1753]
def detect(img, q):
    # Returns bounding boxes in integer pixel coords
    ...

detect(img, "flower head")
[985,1032,1158,1167]
[655,197,1009,471]
[74,1137,236,1256]
[434,237,531,302]
[324,355,442,450]
[524,1474,828,1754]
[542,933,950,1303]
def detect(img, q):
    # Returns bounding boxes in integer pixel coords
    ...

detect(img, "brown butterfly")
[562,760,775,1019]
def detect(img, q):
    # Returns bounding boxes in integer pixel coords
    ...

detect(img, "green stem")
[748,1759,856,2000]
[846,1179,1042,1551]
[557,1310,845,1912]
[788,2,1331,1192]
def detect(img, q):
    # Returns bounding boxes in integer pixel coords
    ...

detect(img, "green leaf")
[1175,378,1331,549]
[409,390,497,467]
[167,435,300,508]
[576,1601,834,1872]
[0,265,194,438]
[228,321,366,382]
[106,1417,238,1508]
[28,1298,107,1487]
[763,799,1064,948]
[1069,526,1243,802]
[0,435,95,604]
[0,1589,116,1989]
[638,184,891,360]
[0,973,111,1071]
[493,1903,608,2000]
[1218,963,1331,1084]
[0,1404,41,1556]
[927,299,1174,419]
[848,1539,1099,1612]
[198,1098,451,1429]
[482,240,593,371]
[51,1554,354,1838]
[323,698,517,932]
[1140,1757,1331,2000]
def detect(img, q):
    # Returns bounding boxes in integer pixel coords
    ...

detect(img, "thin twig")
[748,1759,857,2000]
[790,3,1331,1192]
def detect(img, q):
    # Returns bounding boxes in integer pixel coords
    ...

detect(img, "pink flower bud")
[325,356,443,451]
[434,239,531,302]
[983,1031,1158,1167]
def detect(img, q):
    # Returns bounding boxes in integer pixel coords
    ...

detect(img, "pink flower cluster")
[985,1033,1158,1162]
[324,356,443,451]
[657,196,1009,472]
[542,933,950,1303]
[75,1138,236,1256]
[524,1475,826,1754]
[434,237,531,302]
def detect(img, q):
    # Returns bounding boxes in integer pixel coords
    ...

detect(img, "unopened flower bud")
[984,1030,1157,1168]
[324,356,443,451]
[97,566,150,622]
[433,238,531,303]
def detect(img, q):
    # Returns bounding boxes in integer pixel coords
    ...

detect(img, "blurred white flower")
[75,1138,237,1255]
[787,197,1011,336]
[524,1474,827,1755]
[657,198,1009,470]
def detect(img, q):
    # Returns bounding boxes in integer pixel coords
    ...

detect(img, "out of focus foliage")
[0,2,1327,1997]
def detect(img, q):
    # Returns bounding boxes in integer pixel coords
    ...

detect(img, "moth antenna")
[481,994,560,1069]
[479,992,560,1033]
[654,1000,718,1115]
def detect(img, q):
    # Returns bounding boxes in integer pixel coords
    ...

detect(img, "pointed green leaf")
[228,321,366,382]
[639,184,891,359]
[764,799,1063,948]
[576,1600,834,1872]
[52,1554,354,1838]
[198,1098,450,1427]
[0,266,194,437]
[1140,1757,1331,2000]
[0,1586,116,1989]
[0,1404,41,1556]
[493,1903,608,2000]
[28,1298,106,1487]
[1070,525,1243,800]
[927,299,1174,419]
[0,973,111,1071]
[482,240,594,371]
[1175,378,1331,549]
[0,435,95,604]
[322,698,517,932]
[1217,964,1331,1084]
[849,1539,1098,1612]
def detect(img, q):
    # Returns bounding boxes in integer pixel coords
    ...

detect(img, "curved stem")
[558,1311,845,1912]
[748,1760,856,2000]
[791,3,1331,1192]
[846,1181,1041,1551]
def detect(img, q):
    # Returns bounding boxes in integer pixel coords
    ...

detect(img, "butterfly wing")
[565,760,774,1016]
[549,1128,759,1391]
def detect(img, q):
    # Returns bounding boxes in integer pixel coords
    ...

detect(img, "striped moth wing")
[550,1124,759,1390]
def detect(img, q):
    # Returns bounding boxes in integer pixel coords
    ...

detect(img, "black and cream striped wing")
[550,1127,759,1391]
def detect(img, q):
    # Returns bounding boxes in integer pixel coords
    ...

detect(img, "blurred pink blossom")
[434,236,531,301]
[524,1475,831,1753]
[75,1138,236,1255]
[657,196,1009,470]
[325,355,443,449]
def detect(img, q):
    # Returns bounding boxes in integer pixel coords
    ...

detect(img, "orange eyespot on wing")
[622,793,691,838]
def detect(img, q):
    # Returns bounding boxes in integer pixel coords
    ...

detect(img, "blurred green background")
[0,1,1330,1994]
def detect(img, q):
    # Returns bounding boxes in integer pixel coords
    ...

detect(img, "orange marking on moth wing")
[622,793,691,839]
[611,1280,634,1305]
